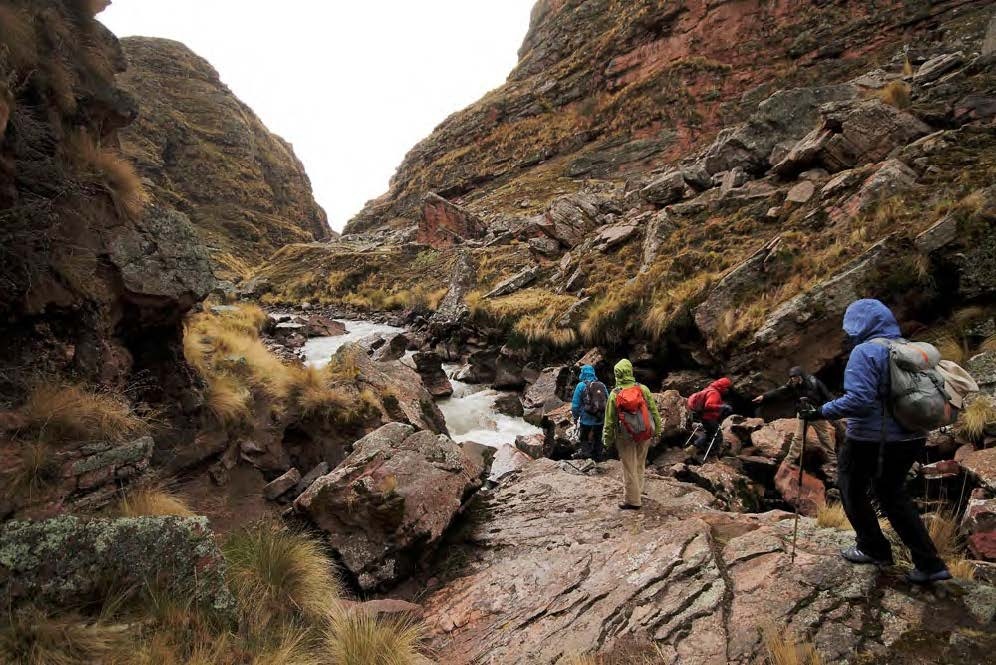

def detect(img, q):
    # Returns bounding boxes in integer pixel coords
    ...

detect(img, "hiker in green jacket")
[603,359,662,510]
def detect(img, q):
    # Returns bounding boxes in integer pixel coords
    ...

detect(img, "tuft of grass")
[119,488,195,518]
[66,130,148,221]
[948,559,976,581]
[324,609,425,665]
[19,382,146,445]
[0,608,127,665]
[934,336,966,365]
[816,503,851,530]
[203,373,253,428]
[223,522,343,630]
[874,81,911,110]
[3,442,61,500]
[957,397,996,442]
[0,6,38,72]
[759,623,824,665]
[883,510,976,581]
[982,334,996,353]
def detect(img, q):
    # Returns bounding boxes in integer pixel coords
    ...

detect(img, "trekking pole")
[702,428,719,462]
[683,423,702,448]
[790,417,810,563]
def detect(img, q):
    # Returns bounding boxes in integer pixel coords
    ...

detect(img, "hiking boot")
[840,546,893,566]
[618,503,641,511]
[905,567,952,585]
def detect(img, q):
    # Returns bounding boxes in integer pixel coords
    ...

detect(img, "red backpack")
[687,389,709,414]
[615,386,653,443]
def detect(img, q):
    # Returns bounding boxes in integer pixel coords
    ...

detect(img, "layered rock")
[118,37,331,278]
[294,423,482,590]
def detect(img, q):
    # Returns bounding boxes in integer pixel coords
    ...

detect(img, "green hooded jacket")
[602,359,662,449]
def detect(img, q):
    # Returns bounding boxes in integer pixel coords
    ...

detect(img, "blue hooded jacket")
[819,299,923,442]
[571,365,605,426]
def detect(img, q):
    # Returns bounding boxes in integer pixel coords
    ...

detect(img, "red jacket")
[701,378,732,423]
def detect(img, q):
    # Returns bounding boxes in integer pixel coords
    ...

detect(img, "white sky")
[99,1,536,232]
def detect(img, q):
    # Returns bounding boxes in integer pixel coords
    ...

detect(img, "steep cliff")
[118,37,331,279]
[0,0,214,397]
[259,0,996,396]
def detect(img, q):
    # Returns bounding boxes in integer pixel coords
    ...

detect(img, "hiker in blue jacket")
[802,299,950,583]
[571,364,608,462]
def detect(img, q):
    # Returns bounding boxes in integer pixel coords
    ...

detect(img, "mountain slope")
[118,37,332,279]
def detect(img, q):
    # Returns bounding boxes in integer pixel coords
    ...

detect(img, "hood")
[789,366,804,378]
[613,359,636,386]
[710,377,733,394]
[842,299,901,343]
[579,365,597,382]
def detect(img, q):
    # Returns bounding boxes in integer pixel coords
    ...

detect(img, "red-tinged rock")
[774,460,826,516]
[962,447,996,492]
[301,315,346,338]
[968,531,996,562]
[263,468,301,501]
[921,459,962,480]
[954,443,977,463]
[416,193,486,249]
[490,444,534,482]
[749,419,796,461]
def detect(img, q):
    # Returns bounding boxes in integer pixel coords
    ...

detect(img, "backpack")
[871,338,979,432]
[687,389,709,414]
[581,380,608,417]
[615,385,654,443]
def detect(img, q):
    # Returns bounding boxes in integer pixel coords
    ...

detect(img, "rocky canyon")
[2,1,996,663]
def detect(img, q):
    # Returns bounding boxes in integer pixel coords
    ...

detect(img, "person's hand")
[799,404,824,421]
[753,395,764,404]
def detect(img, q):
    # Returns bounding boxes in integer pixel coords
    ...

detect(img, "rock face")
[417,193,487,249]
[118,37,330,278]
[420,459,993,664]
[294,423,482,590]
[0,515,234,614]
[0,2,217,398]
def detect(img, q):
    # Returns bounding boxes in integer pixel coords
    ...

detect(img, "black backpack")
[582,380,608,416]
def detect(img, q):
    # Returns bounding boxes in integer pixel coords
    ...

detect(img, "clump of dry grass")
[0,607,128,665]
[816,503,851,530]
[0,6,39,72]
[223,522,343,629]
[19,382,146,445]
[66,130,148,221]
[882,510,976,580]
[759,623,824,665]
[324,609,425,665]
[203,373,253,428]
[119,488,195,518]
[957,397,996,442]
[3,442,61,500]
[874,81,911,110]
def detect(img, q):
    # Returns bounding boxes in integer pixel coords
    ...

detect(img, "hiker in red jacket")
[687,378,733,452]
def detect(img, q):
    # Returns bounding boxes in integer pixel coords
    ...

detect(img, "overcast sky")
[100,1,536,231]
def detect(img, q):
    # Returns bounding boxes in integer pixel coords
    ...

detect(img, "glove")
[798,404,824,421]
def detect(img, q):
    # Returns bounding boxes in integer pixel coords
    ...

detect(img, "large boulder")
[962,447,996,493]
[483,266,540,299]
[0,515,234,614]
[413,351,454,399]
[774,461,826,516]
[523,366,570,412]
[418,459,993,663]
[653,390,691,440]
[294,423,482,591]
[417,193,487,249]
[347,345,448,434]
[490,444,534,482]
[431,251,477,332]
[748,419,797,461]
[537,192,605,248]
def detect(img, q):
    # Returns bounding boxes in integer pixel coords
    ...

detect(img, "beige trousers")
[618,433,652,507]
[787,418,836,468]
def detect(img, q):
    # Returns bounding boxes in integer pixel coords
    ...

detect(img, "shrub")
[324,608,425,665]
[223,522,343,629]
[816,503,851,530]
[119,488,195,517]
[19,382,146,445]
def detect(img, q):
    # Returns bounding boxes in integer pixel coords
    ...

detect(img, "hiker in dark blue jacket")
[803,299,950,583]
[571,364,607,462]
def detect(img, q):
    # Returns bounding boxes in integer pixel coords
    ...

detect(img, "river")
[302,320,542,448]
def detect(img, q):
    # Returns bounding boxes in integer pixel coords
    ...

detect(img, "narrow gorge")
[1,1,996,663]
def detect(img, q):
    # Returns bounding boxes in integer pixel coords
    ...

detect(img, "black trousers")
[579,424,604,462]
[693,420,720,451]
[837,438,945,573]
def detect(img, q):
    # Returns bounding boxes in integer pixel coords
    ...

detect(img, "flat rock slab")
[419,459,993,664]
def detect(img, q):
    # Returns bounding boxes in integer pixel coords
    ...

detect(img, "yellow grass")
[982,334,996,353]
[642,273,714,340]
[874,81,911,110]
[3,442,60,500]
[759,623,824,665]
[0,608,127,665]
[203,373,253,427]
[324,609,425,665]
[957,397,996,442]
[118,488,195,518]
[19,382,146,445]
[66,130,148,221]
[948,559,976,581]
[816,503,851,530]
[882,510,976,580]
[934,336,966,365]
[222,522,343,629]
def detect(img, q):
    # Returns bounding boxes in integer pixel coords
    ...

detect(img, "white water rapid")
[302,321,542,448]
